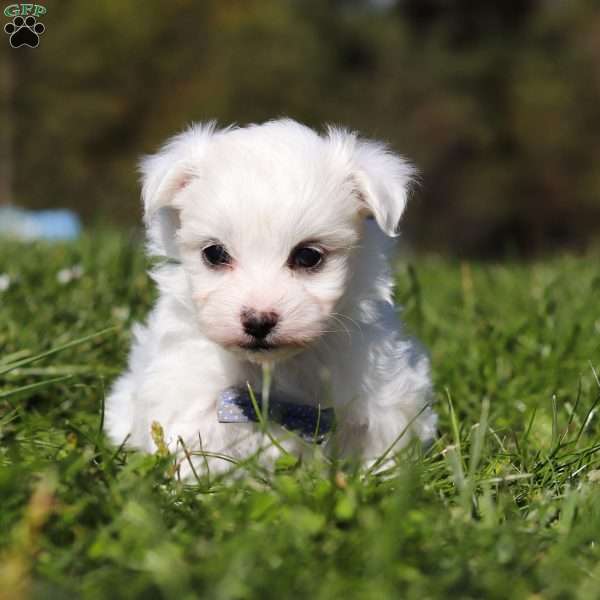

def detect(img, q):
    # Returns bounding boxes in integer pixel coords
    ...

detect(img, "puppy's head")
[141,119,414,362]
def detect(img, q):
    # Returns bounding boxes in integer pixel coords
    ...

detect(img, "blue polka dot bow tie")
[217,387,335,444]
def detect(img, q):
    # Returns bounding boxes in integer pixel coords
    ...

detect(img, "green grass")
[1,232,600,600]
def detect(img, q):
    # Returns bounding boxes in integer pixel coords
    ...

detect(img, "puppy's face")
[142,120,414,362]
[176,147,361,361]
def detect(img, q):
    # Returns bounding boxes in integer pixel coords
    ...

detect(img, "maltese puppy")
[105,119,436,475]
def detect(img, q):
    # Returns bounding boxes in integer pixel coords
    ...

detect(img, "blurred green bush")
[3,0,599,256]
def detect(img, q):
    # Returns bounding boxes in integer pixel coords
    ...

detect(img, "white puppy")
[105,119,437,475]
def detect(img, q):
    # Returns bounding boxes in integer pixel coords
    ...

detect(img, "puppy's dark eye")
[288,246,324,270]
[202,244,232,267]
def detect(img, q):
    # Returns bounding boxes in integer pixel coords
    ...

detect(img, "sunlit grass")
[1,233,599,599]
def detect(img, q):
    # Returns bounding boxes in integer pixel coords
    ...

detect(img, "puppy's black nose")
[241,309,278,339]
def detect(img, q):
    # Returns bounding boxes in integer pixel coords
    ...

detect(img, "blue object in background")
[0,205,81,241]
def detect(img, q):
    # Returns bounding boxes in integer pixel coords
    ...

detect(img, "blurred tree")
[5,0,600,256]
[0,48,14,204]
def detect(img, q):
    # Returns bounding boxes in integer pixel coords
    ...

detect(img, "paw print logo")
[4,15,45,48]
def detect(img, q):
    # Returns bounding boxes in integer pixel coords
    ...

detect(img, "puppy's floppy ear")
[140,122,218,258]
[327,127,416,237]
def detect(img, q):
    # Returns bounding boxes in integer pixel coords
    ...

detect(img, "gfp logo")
[4,4,46,48]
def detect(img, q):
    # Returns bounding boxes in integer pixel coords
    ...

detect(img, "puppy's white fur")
[105,119,437,474]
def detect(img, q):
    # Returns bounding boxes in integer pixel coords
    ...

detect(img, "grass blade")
[0,327,117,376]
[0,375,72,400]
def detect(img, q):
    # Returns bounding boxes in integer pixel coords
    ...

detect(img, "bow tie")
[217,387,335,443]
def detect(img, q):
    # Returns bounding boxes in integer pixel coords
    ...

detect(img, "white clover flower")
[57,268,71,284]
[0,273,11,292]
[57,264,84,284]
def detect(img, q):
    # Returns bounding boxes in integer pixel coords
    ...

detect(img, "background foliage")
[3,0,600,256]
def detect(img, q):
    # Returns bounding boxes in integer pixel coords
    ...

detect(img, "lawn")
[1,233,599,599]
